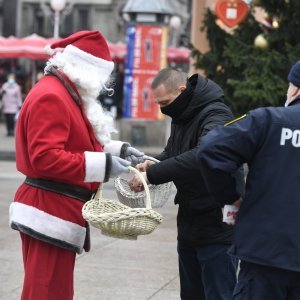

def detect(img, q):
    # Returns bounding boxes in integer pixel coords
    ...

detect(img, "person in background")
[130,68,245,300]
[0,73,22,136]
[113,63,124,118]
[196,60,300,299]
[9,30,143,300]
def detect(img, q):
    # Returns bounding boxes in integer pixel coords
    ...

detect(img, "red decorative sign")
[130,25,167,119]
[215,0,249,28]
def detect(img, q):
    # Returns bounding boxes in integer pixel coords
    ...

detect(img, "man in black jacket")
[130,68,244,300]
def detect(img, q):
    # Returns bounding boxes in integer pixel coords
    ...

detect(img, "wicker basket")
[82,166,163,240]
[114,156,172,208]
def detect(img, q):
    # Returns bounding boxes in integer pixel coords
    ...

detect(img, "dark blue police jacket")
[197,97,300,272]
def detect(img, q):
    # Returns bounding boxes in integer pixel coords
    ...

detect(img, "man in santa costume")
[9,30,144,300]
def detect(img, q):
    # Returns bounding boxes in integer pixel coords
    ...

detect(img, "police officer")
[196,60,300,299]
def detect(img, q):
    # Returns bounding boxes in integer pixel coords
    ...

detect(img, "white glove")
[111,156,131,177]
[124,146,144,165]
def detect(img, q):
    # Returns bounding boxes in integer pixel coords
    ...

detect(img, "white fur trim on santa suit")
[84,151,107,182]
[45,45,64,56]
[9,202,86,251]
[63,45,114,78]
[104,140,125,156]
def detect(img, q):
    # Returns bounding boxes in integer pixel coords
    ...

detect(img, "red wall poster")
[124,24,168,120]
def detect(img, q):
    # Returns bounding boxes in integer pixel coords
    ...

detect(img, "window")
[77,8,89,30]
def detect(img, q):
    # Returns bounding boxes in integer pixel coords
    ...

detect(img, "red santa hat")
[45,30,114,77]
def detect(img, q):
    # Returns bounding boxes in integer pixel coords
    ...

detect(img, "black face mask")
[160,81,193,120]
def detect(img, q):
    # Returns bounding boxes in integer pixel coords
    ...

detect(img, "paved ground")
[0,122,181,300]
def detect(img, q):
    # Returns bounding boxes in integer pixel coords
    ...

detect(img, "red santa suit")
[9,31,127,300]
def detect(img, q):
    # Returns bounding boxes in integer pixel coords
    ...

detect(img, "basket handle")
[92,182,104,203]
[92,156,157,206]
[128,166,152,209]
[92,166,152,209]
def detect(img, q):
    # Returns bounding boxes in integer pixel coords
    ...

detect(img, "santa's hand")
[136,160,154,172]
[124,147,144,165]
[110,156,131,177]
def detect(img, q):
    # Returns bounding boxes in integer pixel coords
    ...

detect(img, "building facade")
[0,0,192,45]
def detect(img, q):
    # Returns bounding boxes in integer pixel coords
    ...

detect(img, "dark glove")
[124,146,144,165]
[111,156,131,177]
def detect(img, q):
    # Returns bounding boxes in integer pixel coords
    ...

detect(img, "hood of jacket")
[165,73,225,123]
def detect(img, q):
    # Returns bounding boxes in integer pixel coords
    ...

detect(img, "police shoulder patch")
[225,114,247,126]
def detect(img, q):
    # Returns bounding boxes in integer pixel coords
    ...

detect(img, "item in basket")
[114,177,172,208]
[114,155,173,209]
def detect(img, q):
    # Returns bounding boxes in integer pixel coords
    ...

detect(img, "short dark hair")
[151,68,188,92]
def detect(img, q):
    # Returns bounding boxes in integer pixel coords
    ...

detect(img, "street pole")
[50,0,66,38]
[53,10,60,39]
[169,15,181,48]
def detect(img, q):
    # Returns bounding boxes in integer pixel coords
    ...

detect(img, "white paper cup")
[223,205,239,224]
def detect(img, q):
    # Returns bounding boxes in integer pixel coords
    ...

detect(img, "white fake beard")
[80,92,116,145]
[45,52,116,145]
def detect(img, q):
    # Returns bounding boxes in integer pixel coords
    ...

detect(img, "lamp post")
[169,15,181,47]
[50,0,66,38]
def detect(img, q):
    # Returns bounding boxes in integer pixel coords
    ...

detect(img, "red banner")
[131,73,157,119]
[131,25,167,119]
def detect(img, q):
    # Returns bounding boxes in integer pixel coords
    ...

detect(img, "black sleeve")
[155,148,169,161]
[200,107,234,137]
[147,149,199,184]
[197,110,266,205]
[147,105,235,184]
[199,162,241,205]
[202,108,246,200]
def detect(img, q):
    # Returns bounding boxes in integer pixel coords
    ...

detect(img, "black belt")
[24,177,95,203]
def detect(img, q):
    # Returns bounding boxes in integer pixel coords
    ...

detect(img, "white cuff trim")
[84,151,106,182]
[104,140,124,156]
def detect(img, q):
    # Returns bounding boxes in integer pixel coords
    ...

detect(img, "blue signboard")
[123,24,136,118]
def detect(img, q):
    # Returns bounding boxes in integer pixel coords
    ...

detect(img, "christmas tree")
[192,0,300,115]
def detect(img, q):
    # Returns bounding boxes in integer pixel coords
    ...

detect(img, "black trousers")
[4,113,15,136]
[233,261,300,299]
[178,242,237,300]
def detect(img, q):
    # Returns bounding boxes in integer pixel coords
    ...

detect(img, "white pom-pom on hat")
[44,44,64,55]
